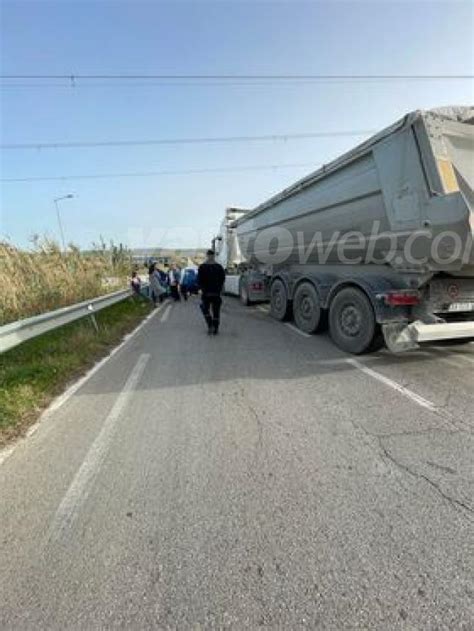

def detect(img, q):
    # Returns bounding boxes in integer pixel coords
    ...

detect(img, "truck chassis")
[236,266,474,354]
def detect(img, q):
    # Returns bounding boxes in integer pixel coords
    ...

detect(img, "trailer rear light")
[251,282,264,291]
[383,291,421,307]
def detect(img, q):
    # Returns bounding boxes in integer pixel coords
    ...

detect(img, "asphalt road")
[1,296,473,629]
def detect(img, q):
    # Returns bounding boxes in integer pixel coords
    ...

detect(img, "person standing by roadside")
[154,266,167,303]
[149,263,166,306]
[130,271,142,296]
[198,250,225,335]
[169,263,181,302]
[148,263,156,304]
[159,267,168,288]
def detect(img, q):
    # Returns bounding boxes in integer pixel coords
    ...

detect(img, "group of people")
[130,250,225,335]
[131,262,191,304]
[149,262,181,304]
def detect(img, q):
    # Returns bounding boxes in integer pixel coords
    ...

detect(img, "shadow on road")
[75,297,473,396]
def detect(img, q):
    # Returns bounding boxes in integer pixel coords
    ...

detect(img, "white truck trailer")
[221,107,474,354]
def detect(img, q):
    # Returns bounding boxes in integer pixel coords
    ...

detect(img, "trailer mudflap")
[383,320,474,352]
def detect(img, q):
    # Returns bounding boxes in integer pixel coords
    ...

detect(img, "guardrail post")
[87,304,100,333]
[0,286,143,354]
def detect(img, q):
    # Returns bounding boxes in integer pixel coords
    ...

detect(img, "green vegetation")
[0,236,133,325]
[0,296,152,446]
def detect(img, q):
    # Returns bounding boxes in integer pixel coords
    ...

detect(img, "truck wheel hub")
[301,296,312,317]
[340,305,361,336]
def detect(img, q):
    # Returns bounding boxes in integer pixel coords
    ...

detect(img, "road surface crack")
[235,383,265,463]
[378,438,474,520]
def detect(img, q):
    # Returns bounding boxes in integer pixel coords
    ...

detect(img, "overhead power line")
[1,130,375,151]
[1,73,472,82]
[1,162,318,183]
[4,80,471,90]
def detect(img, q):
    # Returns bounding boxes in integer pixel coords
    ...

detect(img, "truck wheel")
[293,282,322,334]
[270,279,291,321]
[329,287,380,354]
[239,279,251,306]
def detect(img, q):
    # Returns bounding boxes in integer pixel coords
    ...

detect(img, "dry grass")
[0,237,133,325]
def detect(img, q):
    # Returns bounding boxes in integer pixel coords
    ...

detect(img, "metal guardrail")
[0,287,137,354]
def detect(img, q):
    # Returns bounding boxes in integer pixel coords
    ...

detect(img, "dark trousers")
[170,284,180,301]
[150,289,165,305]
[200,295,222,329]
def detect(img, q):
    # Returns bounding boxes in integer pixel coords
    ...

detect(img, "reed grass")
[0,237,132,325]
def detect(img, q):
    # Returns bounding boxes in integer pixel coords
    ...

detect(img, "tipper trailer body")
[222,107,474,353]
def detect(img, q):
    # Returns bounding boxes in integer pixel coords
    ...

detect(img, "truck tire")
[270,278,291,321]
[293,282,322,334]
[239,279,251,306]
[329,287,381,354]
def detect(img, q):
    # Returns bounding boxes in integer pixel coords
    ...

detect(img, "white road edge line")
[48,353,150,542]
[284,323,312,338]
[318,356,382,366]
[0,303,163,468]
[347,358,439,413]
[160,303,172,322]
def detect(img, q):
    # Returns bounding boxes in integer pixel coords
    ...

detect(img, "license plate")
[449,302,474,312]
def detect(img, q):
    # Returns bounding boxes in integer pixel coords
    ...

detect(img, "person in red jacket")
[198,250,226,335]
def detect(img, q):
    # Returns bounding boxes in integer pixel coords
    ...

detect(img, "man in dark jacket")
[198,250,226,335]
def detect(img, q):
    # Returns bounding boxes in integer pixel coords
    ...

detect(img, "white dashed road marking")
[48,353,150,542]
[160,304,173,322]
[0,304,163,468]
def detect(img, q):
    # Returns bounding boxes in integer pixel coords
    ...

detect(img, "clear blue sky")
[1,0,473,250]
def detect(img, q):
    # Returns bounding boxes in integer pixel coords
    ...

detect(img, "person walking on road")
[169,264,181,302]
[149,263,166,306]
[198,250,225,335]
[180,267,198,301]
